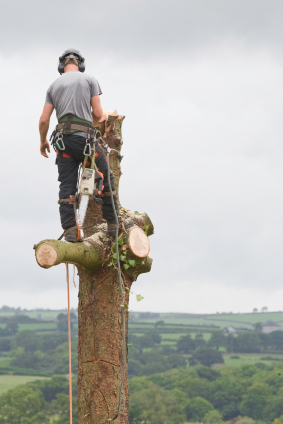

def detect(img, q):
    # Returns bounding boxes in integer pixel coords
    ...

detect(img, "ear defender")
[58,49,85,74]
[58,61,65,75]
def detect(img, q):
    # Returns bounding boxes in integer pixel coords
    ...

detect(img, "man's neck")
[64,64,79,73]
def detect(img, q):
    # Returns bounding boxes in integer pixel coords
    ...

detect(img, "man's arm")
[39,103,54,158]
[91,95,103,124]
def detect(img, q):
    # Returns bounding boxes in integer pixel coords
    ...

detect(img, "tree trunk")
[34,112,153,424]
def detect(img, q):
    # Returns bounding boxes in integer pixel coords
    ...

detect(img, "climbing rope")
[66,264,73,424]
[107,148,126,422]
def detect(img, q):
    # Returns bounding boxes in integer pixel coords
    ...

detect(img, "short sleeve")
[45,86,53,105]
[91,77,102,98]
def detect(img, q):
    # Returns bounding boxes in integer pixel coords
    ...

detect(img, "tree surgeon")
[39,49,123,242]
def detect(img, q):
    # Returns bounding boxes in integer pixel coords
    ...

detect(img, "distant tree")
[56,313,73,332]
[269,331,283,351]
[195,365,220,381]
[129,383,186,424]
[145,330,162,344]
[161,345,176,355]
[194,333,207,349]
[0,385,48,424]
[29,375,70,402]
[0,322,18,337]
[10,347,52,370]
[4,322,18,336]
[203,409,223,423]
[209,330,227,350]
[155,320,165,329]
[261,307,268,313]
[177,334,196,354]
[134,335,155,354]
[0,338,11,352]
[253,308,258,313]
[189,348,224,367]
[185,396,214,422]
[11,330,40,352]
[254,322,262,331]
[239,383,270,420]
[167,354,187,369]
[209,374,246,419]
[233,332,261,353]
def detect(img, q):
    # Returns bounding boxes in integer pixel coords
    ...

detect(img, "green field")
[0,375,49,395]
[130,311,283,330]
[223,353,283,367]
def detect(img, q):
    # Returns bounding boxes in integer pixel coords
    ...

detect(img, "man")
[39,49,119,242]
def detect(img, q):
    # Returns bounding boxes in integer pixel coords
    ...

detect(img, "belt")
[56,123,95,133]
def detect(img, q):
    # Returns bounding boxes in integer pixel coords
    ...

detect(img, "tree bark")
[34,112,153,424]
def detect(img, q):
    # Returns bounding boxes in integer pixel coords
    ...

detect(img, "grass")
[131,311,283,329]
[223,353,283,367]
[0,323,57,331]
[0,375,50,395]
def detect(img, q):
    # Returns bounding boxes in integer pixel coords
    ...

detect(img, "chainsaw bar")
[77,194,89,228]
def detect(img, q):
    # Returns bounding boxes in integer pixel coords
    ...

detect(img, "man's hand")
[39,103,54,157]
[40,140,50,158]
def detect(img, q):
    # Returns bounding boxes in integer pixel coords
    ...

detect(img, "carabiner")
[83,142,92,156]
[56,134,65,150]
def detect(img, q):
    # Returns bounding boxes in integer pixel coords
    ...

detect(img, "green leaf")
[123,264,130,270]
[108,262,113,267]
[134,211,139,215]
[120,255,126,261]
[96,260,103,265]
[125,287,130,291]
[112,243,116,251]
[136,294,144,302]
[116,287,120,291]
[112,253,117,260]
[127,343,133,348]
[125,304,129,309]
[128,259,136,267]
[120,304,124,307]
[118,238,123,245]
[141,261,145,265]
[102,233,106,238]
[143,226,147,230]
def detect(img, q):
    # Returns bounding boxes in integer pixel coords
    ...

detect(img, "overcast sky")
[1,0,283,313]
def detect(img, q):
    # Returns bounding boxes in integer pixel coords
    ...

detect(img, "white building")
[262,321,283,334]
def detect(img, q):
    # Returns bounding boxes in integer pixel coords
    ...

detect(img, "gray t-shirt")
[45,71,102,123]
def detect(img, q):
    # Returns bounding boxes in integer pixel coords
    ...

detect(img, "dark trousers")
[56,133,118,230]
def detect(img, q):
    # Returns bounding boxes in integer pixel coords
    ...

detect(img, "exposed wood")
[128,226,150,257]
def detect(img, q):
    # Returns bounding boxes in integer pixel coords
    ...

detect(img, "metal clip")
[83,141,91,156]
[97,137,110,153]
[56,131,65,150]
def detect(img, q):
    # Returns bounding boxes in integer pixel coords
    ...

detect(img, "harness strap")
[56,123,96,133]
[56,150,73,159]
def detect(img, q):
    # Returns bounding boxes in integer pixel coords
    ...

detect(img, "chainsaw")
[76,144,104,228]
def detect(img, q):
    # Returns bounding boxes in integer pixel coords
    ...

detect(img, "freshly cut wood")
[128,226,150,257]
[36,243,58,267]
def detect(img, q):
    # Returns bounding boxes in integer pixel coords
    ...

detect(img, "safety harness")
[50,114,116,241]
